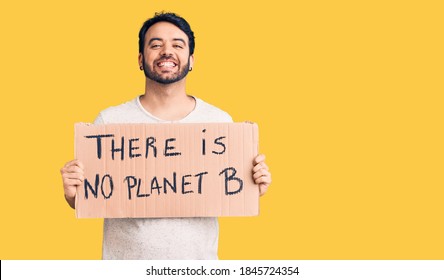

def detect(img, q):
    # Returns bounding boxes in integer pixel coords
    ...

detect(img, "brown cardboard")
[74,122,259,218]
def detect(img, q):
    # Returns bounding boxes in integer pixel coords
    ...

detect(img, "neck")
[144,77,187,99]
[139,78,195,121]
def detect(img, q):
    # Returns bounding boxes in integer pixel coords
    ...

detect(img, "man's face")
[140,22,194,84]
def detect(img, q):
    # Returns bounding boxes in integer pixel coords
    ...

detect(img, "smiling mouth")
[156,61,177,68]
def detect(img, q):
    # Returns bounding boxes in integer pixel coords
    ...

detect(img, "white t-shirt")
[94,96,232,259]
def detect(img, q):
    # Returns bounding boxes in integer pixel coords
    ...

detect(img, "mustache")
[157,54,176,61]
[154,57,178,65]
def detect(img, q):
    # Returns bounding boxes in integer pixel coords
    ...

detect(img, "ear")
[138,53,143,69]
[189,54,194,70]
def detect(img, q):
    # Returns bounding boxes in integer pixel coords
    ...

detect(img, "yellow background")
[0,0,443,259]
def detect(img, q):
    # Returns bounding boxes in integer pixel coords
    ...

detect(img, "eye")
[150,44,162,49]
[174,44,184,49]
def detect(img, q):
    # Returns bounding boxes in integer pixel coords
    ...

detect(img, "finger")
[63,178,83,187]
[63,159,84,169]
[61,165,83,175]
[76,160,85,170]
[253,154,266,165]
[63,172,84,181]
[62,165,84,174]
[259,184,269,196]
[253,162,269,173]
[255,175,271,185]
[64,159,79,168]
[253,169,270,180]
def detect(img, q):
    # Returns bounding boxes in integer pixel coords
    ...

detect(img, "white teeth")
[158,62,176,67]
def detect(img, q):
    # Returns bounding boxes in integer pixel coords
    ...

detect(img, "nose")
[160,43,173,57]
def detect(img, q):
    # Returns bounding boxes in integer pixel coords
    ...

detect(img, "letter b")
[219,167,243,195]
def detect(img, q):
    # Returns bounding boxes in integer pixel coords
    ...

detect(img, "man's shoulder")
[94,97,144,124]
[99,98,138,115]
[194,97,233,123]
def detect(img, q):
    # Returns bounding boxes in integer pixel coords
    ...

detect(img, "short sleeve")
[93,113,105,125]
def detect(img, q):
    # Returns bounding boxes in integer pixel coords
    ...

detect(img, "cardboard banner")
[74,122,259,218]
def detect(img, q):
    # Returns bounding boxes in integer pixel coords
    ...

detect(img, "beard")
[143,56,190,85]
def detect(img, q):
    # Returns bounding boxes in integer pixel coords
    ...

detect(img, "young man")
[60,12,271,259]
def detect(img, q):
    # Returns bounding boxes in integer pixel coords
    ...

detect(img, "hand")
[252,154,271,196]
[60,159,84,209]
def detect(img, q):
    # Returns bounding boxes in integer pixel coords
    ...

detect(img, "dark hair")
[138,12,195,55]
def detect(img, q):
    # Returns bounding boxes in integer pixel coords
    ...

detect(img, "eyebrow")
[148,38,187,45]
[148,38,162,45]
[172,38,186,45]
